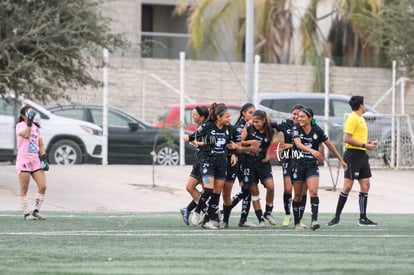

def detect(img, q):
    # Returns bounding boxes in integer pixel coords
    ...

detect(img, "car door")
[89,108,155,164]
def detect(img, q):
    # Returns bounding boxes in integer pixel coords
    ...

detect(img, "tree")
[0,0,129,102]
[175,0,294,63]
[327,0,383,67]
[360,0,414,74]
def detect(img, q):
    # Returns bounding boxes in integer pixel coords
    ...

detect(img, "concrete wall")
[62,58,414,123]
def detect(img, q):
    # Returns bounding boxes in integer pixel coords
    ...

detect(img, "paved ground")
[1,163,413,214]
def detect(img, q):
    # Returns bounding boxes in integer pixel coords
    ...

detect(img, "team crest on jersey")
[313,133,318,140]
[28,140,38,154]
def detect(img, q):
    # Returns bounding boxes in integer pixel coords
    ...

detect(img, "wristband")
[362,143,365,148]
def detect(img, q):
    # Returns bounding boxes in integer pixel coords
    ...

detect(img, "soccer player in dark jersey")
[241,110,276,227]
[221,103,257,228]
[327,95,378,227]
[180,105,209,225]
[189,103,236,229]
[291,107,347,231]
[271,104,306,227]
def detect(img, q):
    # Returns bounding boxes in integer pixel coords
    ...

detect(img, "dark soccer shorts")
[343,149,372,179]
[290,161,319,183]
[242,161,273,187]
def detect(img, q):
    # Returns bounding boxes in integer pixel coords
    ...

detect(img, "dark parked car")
[47,104,197,165]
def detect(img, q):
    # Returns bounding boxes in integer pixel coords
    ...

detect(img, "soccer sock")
[292,200,301,225]
[239,194,251,223]
[283,192,292,215]
[222,204,232,223]
[207,193,220,222]
[187,200,198,212]
[310,196,319,221]
[195,188,212,213]
[299,195,307,220]
[20,196,29,215]
[231,188,249,209]
[35,193,45,211]
[254,209,265,223]
[265,204,273,217]
[335,192,348,218]
[359,192,368,219]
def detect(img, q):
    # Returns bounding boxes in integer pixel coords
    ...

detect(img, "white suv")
[0,96,103,165]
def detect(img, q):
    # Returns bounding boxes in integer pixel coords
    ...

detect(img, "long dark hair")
[250,110,274,142]
[207,102,227,122]
[235,102,255,125]
[195,105,209,121]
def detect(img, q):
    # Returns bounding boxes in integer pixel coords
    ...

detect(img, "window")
[141,4,190,59]
[332,100,351,118]
[91,109,130,128]
[52,109,83,121]
[0,98,15,116]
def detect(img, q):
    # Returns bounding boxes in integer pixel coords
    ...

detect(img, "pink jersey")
[16,122,41,157]
[16,122,42,173]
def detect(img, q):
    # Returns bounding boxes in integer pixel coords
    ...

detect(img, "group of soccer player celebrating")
[180,95,378,230]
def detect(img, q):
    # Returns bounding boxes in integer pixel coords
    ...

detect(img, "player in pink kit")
[16,105,49,220]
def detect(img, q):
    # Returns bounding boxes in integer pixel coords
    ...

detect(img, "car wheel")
[49,139,83,165]
[156,143,179,166]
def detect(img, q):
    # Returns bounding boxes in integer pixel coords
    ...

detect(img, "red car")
[153,103,242,131]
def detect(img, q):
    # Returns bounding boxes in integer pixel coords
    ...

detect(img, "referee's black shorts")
[343,149,372,179]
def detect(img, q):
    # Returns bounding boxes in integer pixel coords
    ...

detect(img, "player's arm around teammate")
[220,103,256,228]
[240,110,276,227]
[190,103,233,229]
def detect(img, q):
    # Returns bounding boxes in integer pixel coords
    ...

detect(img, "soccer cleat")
[311,220,320,231]
[265,214,276,225]
[219,221,228,229]
[180,207,190,225]
[258,221,266,228]
[32,210,46,220]
[327,217,340,227]
[301,222,307,228]
[24,213,37,220]
[282,215,291,227]
[238,221,258,227]
[295,224,304,231]
[191,212,201,226]
[358,218,378,227]
[202,220,218,230]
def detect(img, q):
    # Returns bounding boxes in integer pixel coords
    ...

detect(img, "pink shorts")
[16,155,42,174]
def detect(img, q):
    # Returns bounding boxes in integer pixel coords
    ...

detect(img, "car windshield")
[91,109,131,127]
